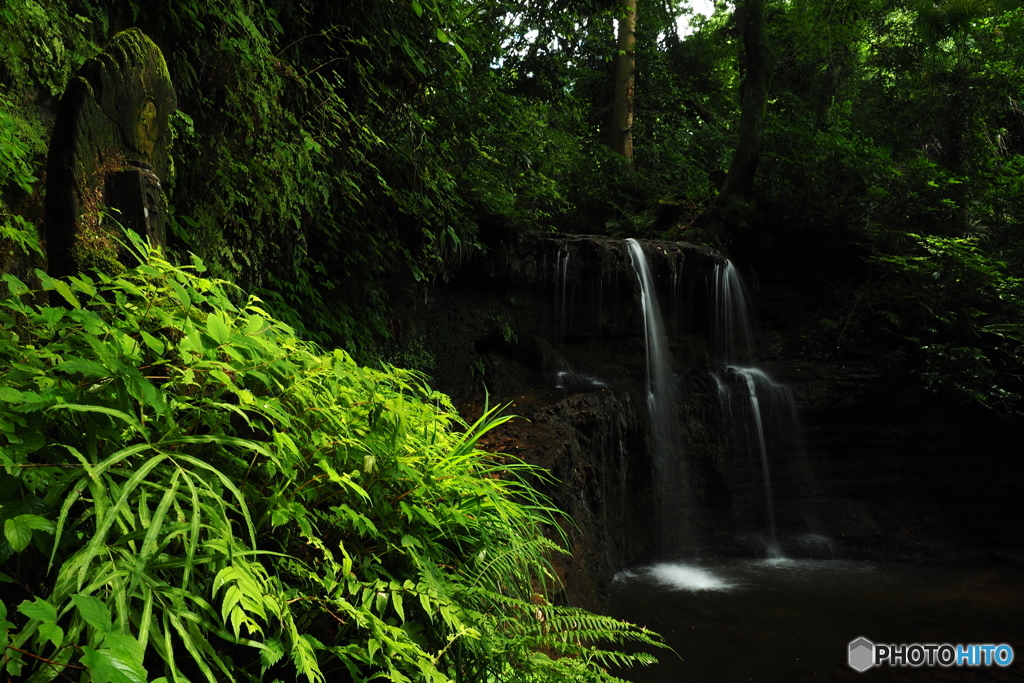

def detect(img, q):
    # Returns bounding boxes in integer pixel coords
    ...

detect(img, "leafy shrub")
[867,233,1024,414]
[0,98,44,266]
[0,233,663,682]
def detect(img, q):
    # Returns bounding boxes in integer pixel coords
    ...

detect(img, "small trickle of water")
[554,248,573,344]
[555,370,607,390]
[737,367,779,556]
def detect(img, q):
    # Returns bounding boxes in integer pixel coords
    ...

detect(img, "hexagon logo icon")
[849,637,875,672]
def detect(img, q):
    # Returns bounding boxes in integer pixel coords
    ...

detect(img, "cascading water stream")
[626,238,692,556]
[712,259,754,364]
[555,248,572,345]
[626,239,671,405]
[712,260,796,559]
[739,368,778,553]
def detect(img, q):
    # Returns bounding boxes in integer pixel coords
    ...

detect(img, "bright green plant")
[0,98,44,264]
[0,233,664,682]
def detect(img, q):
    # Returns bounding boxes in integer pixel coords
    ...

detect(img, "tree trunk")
[609,0,637,165]
[713,0,772,225]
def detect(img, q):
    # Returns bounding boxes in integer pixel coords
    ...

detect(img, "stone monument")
[45,28,176,276]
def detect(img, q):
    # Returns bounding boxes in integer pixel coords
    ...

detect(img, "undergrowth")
[0,232,664,682]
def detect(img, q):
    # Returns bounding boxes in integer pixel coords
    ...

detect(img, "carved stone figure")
[45,28,176,276]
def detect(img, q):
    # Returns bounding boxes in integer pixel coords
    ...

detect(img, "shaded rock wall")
[771,361,1024,564]
[394,234,720,401]
[394,232,1024,612]
[749,227,1024,566]
[393,234,814,606]
[466,388,654,610]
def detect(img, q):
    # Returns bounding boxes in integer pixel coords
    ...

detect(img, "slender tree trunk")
[714,0,772,216]
[609,0,637,165]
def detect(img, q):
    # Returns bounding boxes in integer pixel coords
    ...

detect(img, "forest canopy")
[2,0,1022,411]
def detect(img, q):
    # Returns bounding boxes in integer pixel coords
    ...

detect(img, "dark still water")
[608,560,1024,682]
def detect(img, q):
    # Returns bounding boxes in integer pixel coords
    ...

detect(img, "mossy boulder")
[45,28,176,276]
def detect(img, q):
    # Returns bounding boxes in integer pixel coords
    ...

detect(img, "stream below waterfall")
[609,560,1024,682]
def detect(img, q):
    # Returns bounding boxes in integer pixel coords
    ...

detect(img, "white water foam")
[648,563,733,591]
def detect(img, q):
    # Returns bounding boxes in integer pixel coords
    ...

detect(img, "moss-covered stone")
[45,28,176,277]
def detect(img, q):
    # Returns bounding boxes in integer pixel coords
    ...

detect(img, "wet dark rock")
[778,362,1024,564]
[390,233,721,401]
[467,387,654,611]
[393,232,1024,611]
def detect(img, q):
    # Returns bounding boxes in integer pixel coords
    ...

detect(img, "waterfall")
[626,239,672,408]
[626,238,693,556]
[540,238,811,562]
[712,261,800,559]
[712,259,754,365]
[555,248,572,345]
[552,248,572,387]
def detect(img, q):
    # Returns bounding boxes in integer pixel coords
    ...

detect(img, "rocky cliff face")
[390,234,727,606]
[390,234,720,399]
[390,232,1024,611]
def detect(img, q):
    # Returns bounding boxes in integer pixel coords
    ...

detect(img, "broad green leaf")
[18,597,57,623]
[69,273,97,299]
[139,330,166,355]
[4,652,25,677]
[81,635,148,683]
[393,591,405,622]
[53,280,81,309]
[451,41,470,65]
[168,278,191,310]
[54,358,111,378]
[4,514,52,552]
[125,371,166,415]
[0,387,25,402]
[207,312,230,345]
[1,273,28,297]
[37,620,64,648]
[183,318,204,354]
[72,593,113,633]
[243,314,265,336]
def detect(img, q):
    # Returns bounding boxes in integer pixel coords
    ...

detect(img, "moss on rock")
[45,28,176,277]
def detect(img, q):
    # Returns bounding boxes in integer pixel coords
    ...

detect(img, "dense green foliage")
[0,234,663,682]
[2,0,1014,405]
[865,233,1024,413]
[1,0,582,354]
[749,0,1024,411]
[1,0,1024,678]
